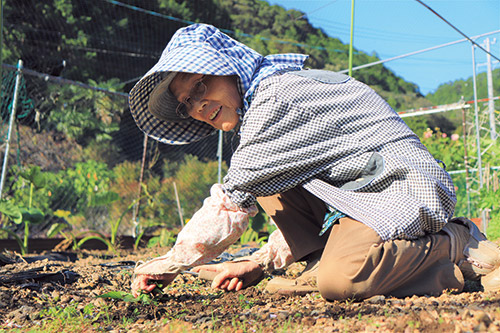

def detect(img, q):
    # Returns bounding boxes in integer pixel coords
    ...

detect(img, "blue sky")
[268,0,500,95]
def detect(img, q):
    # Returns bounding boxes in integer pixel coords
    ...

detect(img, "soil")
[1,246,500,332]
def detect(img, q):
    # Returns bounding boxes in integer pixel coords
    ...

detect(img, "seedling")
[98,282,165,306]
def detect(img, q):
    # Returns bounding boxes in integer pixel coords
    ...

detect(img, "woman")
[129,23,500,300]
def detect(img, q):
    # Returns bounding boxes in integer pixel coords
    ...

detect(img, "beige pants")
[257,186,464,300]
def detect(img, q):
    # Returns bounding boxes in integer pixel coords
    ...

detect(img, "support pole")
[217,129,223,184]
[348,0,355,77]
[0,60,23,198]
[132,133,148,238]
[471,45,483,188]
[461,106,471,218]
[173,182,184,227]
[485,38,496,140]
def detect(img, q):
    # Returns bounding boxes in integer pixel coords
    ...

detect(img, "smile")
[209,106,222,120]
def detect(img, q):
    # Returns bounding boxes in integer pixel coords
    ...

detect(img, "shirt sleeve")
[237,226,295,273]
[134,184,258,276]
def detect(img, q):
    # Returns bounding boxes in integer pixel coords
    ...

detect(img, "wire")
[415,0,500,62]
[291,1,338,21]
[338,30,500,74]
[102,0,357,55]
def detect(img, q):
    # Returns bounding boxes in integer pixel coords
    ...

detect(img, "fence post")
[0,59,23,198]
[217,129,223,184]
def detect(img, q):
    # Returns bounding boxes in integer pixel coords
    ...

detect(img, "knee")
[317,259,373,301]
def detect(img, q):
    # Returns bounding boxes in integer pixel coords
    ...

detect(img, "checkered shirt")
[222,71,456,240]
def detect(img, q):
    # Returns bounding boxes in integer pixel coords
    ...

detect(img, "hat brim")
[129,43,235,145]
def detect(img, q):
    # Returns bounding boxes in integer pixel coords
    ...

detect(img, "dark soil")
[1,246,500,332]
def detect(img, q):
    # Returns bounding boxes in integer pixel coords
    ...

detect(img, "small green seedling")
[98,282,164,306]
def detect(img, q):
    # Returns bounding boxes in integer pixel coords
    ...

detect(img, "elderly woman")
[129,23,500,300]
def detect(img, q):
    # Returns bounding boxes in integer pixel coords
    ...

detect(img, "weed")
[98,289,161,306]
[238,294,255,309]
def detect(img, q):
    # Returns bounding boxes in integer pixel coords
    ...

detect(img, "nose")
[189,99,207,116]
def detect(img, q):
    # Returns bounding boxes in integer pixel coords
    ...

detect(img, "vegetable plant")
[0,166,47,254]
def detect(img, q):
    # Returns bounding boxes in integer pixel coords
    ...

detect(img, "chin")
[221,124,236,132]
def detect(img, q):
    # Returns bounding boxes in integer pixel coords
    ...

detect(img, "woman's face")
[169,73,242,131]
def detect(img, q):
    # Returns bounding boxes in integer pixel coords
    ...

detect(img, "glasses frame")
[175,75,207,119]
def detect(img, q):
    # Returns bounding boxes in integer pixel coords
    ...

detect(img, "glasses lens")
[174,77,207,119]
[191,81,207,101]
[176,103,190,119]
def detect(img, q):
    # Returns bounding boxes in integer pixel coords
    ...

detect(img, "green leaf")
[0,200,22,224]
[47,222,67,238]
[98,291,139,303]
[19,166,47,189]
[53,209,71,218]
[89,191,119,207]
[20,207,45,224]
[98,291,129,299]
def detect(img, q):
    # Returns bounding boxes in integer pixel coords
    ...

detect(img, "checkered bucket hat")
[129,23,307,145]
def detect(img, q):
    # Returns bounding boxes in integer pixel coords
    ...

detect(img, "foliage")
[43,79,125,145]
[53,160,116,223]
[0,166,48,254]
[37,303,114,331]
[99,287,163,306]
[418,124,500,239]
[147,228,177,248]
[426,68,500,106]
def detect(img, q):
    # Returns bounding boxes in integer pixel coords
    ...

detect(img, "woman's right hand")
[131,273,177,297]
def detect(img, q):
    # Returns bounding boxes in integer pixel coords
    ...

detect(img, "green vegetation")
[0,166,47,254]
[426,68,500,105]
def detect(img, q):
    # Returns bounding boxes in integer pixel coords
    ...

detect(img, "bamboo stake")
[173,182,184,227]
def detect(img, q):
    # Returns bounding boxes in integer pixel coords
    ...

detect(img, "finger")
[235,280,244,291]
[139,277,157,293]
[211,271,229,289]
[227,277,240,291]
[220,279,231,290]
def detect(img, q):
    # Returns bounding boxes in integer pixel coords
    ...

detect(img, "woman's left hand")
[192,260,264,291]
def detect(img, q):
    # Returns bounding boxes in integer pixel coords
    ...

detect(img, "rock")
[7,306,34,322]
[366,295,386,304]
[301,316,316,326]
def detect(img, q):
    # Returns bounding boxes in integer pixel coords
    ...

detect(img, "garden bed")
[1,245,500,332]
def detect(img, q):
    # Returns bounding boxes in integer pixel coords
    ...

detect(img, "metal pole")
[485,38,496,140]
[0,60,22,197]
[348,0,355,77]
[132,133,148,238]
[471,45,483,188]
[461,106,471,217]
[217,129,223,183]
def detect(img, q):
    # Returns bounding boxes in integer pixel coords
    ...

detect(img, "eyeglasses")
[175,75,207,119]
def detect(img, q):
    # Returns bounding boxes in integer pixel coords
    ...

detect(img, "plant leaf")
[0,200,22,224]
[19,166,47,189]
[47,222,67,237]
[98,291,139,303]
[53,209,71,218]
[20,207,45,224]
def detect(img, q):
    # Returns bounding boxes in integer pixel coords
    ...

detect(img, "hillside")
[2,0,431,111]
[426,68,500,105]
